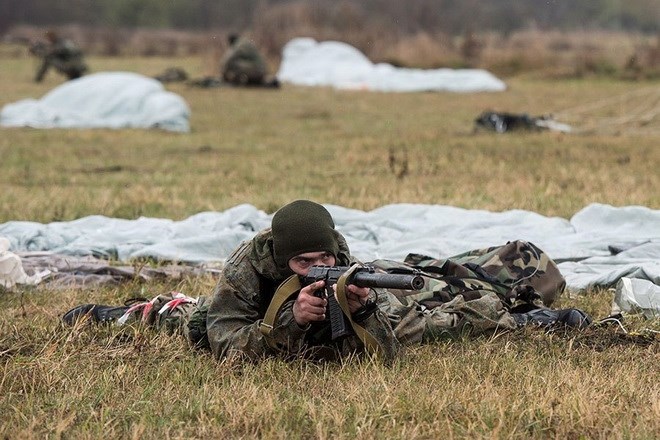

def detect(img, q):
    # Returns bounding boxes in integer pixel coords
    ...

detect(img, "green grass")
[1,49,659,439]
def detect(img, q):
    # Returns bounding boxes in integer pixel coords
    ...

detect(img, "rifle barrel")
[351,271,425,290]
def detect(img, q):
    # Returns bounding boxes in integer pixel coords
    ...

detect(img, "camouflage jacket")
[206,228,388,361]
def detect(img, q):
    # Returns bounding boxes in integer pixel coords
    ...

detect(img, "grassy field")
[1,50,659,439]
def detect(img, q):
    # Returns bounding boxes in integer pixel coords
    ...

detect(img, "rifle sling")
[259,274,301,350]
[335,265,386,358]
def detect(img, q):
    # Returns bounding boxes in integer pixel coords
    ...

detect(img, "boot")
[62,297,147,326]
[511,308,592,329]
[62,304,130,325]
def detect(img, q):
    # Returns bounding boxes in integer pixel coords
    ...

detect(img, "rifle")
[301,265,425,340]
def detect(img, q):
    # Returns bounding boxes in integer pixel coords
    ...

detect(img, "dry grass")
[0,48,659,438]
[2,283,658,439]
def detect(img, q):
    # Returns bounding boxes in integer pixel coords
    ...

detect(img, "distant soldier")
[31,30,88,82]
[220,34,278,87]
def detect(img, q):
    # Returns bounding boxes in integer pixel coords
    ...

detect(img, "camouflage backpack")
[370,240,565,313]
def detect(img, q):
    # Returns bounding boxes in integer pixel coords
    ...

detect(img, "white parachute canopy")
[276,37,507,93]
[0,72,190,132]
[1,203,659,293]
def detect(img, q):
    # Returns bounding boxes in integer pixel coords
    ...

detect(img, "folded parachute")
[276,37,506,93]
[0,72,190,132]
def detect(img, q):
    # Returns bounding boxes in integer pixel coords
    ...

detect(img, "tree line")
[2,0,659,36]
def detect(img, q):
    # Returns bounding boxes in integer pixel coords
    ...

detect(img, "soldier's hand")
[343,284,371,314]
[293,280,327,326]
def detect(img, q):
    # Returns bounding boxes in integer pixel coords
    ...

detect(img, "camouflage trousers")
[117,292,211,350]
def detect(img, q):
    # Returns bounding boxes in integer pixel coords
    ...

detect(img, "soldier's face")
[288,251,336,276]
